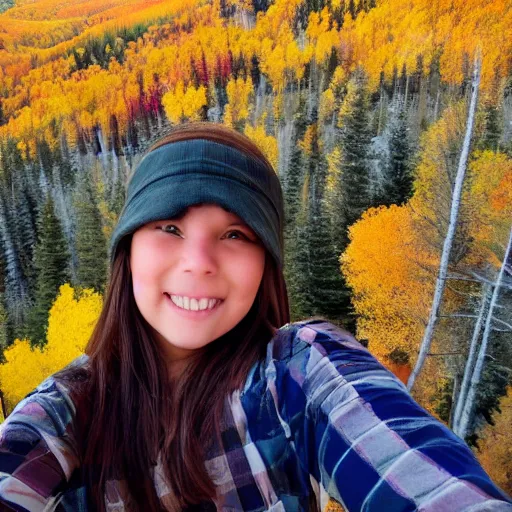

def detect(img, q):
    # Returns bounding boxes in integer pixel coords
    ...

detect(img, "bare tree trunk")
[407,53,482,391]
[404,73,410,110]
[452,282,492,433]
[448,373,460,428]
[0,389,7,420]
[457,226,512,439]
[377,81,385,136]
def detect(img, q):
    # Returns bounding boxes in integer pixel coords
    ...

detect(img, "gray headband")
[109,138,284,267]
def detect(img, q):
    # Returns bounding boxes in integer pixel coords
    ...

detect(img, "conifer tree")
[286,104,350,325]
[283,100,309,320]
[27,196,70,346]
[306,114,352,326]
[336,69,374,247]
[74,177,108,294]
[479,102,502,152]
[382,109,414,206]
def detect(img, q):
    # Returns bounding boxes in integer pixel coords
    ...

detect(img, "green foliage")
[74,176,107,294]
[433,377,454,424]
[0,0,13,15]
[26,196,70,346]
[69,24,148,70]
[336,69,374,245]
[285,103,353,326]
[477,103,503,152]
[284,107,308,320]
[382,110,414,206]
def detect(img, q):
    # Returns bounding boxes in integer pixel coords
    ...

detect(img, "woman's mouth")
[164,293,224,318]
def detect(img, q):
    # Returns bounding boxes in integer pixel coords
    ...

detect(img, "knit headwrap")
[109,138,285,267]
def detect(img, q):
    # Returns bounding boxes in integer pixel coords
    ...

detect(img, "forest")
[0,0,511,497]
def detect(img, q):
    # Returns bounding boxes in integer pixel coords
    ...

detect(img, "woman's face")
[130,204,266,364]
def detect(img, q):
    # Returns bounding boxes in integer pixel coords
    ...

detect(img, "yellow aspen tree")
[464,150,512,268]
[0,339,49,413]
[243,122,278,171]
[340,204,448,413]
[0,284,102,414]
[224,76,254,127]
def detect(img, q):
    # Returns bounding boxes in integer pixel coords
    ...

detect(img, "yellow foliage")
[243,123,279,172]
[0,339,49,412]
[225,76,254,126]
[0,284,102,413]
[340,204,437,362]
[476,387,512,496]
[162,80,208,124]
[299,125,316,156]
[325,147,342,197]
[464,150,512,268]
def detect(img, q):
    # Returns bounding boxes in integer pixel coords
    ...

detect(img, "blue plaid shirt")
[1,319,511,511]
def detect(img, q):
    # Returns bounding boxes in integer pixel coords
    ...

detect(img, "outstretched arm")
[279,320,512,512]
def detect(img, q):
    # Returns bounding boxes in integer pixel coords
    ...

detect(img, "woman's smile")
[165,292,224,318]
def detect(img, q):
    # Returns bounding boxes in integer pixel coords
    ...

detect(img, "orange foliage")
[337,0,512,94]
[476,387,512,496]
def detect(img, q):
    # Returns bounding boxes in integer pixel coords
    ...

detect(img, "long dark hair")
[57,122,290,511]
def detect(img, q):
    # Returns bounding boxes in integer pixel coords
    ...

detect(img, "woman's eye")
[160,224,180,235]
[157,225,251,241]
[225,230,250,241]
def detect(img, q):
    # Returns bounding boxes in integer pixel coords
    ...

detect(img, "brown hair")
[57,122,290,511]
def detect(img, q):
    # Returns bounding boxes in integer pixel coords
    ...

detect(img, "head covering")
[109,137,284,267]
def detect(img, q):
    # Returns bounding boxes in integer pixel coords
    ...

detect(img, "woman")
[0,122,510,511]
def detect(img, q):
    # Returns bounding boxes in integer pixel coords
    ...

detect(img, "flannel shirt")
[0,319,511,511]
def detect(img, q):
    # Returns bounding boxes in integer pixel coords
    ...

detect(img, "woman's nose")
[180,238,218,274]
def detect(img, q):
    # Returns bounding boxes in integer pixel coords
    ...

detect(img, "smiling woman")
[130,204,266,365]
[0,122,511,512]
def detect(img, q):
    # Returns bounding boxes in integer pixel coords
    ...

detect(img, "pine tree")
[337,69,374,247]
[74,177,108,294]
[479,102,502,152]
[0,139,32,336]
[382,109,414,206]
[27,196,70,346]
[286,104,351,325]
[283,99,309,320]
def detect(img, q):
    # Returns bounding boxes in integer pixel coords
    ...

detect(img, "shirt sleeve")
[0,377,80,511]
[277,320,512,512]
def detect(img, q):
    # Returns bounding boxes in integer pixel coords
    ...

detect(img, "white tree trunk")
[451,282,491,434]
[407,54,482,391]
[457,226,512,439]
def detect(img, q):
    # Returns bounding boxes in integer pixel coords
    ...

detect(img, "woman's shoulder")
[269,317,370,365]
[1,354,89,432]
[261,317,408,397]
[0,356,89,510]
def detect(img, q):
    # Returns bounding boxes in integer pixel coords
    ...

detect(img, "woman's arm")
[0,378,79,511]
[278,320,512,512]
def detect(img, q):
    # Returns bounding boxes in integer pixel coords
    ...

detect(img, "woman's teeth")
[169,295,220,311]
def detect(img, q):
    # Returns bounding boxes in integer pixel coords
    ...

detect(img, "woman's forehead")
[159,203,246,224]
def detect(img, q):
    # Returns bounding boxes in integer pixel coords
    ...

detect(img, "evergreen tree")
[382,109,414,206]
[283,99,309,320]
[286,103,352,325]
[74,177,108,294]
[0,139,32,335]
[479,102,502,152]
[27,196,70,346]
[306,115,353,327]
[336,69,374,247]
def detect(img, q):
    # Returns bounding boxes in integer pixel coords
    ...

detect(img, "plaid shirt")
[0,319,511,511]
